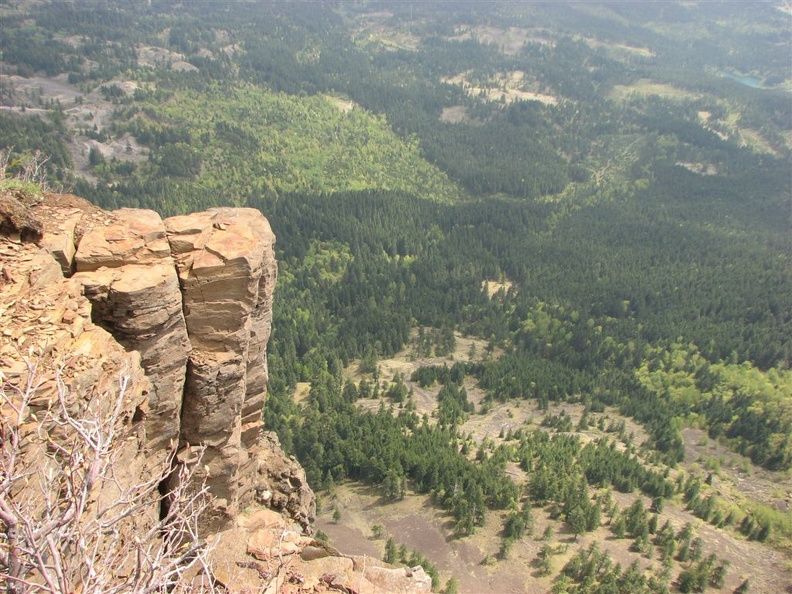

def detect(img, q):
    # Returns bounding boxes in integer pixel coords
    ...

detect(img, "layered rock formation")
[74,208,190,457]
[0,191,430,594]
[165,208,277,521]
[1,193,312,529]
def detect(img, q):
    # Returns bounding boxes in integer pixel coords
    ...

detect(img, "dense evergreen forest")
[1,0,790,590]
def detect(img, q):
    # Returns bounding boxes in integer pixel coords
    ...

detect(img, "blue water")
[719,71,763,89]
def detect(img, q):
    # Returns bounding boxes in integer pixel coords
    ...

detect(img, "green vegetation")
[1,0,790,588]
[383,537,441,589]
[0,146,55,203]
[637,345,792,470]
[105,86,460,208]
[269,369,517,535]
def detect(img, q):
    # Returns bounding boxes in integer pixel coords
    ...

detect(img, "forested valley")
[1,1,790,592]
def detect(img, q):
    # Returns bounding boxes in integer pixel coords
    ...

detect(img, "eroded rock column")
[73,208,190,462]
[164,208,275,523]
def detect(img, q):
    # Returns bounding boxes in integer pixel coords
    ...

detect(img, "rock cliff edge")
[1,192,433,593]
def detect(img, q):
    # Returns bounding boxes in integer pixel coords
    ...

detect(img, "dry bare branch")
[0,360,220,593]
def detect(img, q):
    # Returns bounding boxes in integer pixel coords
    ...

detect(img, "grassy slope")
[135,85,461,202]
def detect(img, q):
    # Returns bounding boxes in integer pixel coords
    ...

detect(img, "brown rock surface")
[0,223,157,554]
[30,192,104,274]
[363,564,433,593]
[73,207,190,463]
[37,208,82,274]
[75,263,190,455]
[75,207,171,271]
[253,431,316,532]
[1,194,329,590]
[0,192,42,241]
[165,207,277,525]
[5,195,308,531]
[209,508,432,594]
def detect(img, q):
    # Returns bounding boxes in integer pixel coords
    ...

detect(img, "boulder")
[75,208,171,272]
[252,431,316,532]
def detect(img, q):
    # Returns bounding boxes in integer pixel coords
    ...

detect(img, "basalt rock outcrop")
[74,208,190,458]
[165,208,278,521]
[1,193,313,530]
[0,191,429,594]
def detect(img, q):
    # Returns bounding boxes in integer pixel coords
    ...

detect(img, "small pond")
[719,71,764,89]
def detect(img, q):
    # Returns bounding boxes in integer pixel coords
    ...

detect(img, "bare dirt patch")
[326,96,358,113]
[0,73,82,107]
[345,330,494,419]
[316,483,551,594]
[609,79,701,102]
[317,474,791,594]
[737,127,781,155]
[136,44,186,69]
[676,161,720,176]
[682,427,792,513]
[293,381,312,405]
[353,11,421,52]
[461,397,537,444]
[442,70,557,106]
[701,108,780,154]
[579,36,655,59]
[0,72,153,179]
[448,26,554,56]
[439,105,472,124]
[346,330,490,382]
[483,279,513,298]
[374,31,421,52]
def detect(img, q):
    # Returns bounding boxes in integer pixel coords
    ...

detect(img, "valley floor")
[310,339,792,593]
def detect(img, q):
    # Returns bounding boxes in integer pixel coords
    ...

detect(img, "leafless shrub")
[0,147,51,199]
[0,359,220,593]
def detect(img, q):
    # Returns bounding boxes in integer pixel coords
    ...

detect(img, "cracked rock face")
[165,208,277,524]
[73,208,191,465]
[75,208,172,271]
[75,263,190,455]
[70,205,282,524]
[3,194,313,531]
[1,192,320,589]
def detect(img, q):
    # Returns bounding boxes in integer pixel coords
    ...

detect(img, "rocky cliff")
[70,203,294,528]
[0,191,431,594]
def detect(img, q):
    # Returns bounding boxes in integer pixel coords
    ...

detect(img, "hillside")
[1,1,790,592]
[308,342,791,593]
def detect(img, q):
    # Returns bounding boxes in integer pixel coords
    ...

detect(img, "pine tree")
[567,505,587,541]
[384,538,397,564]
